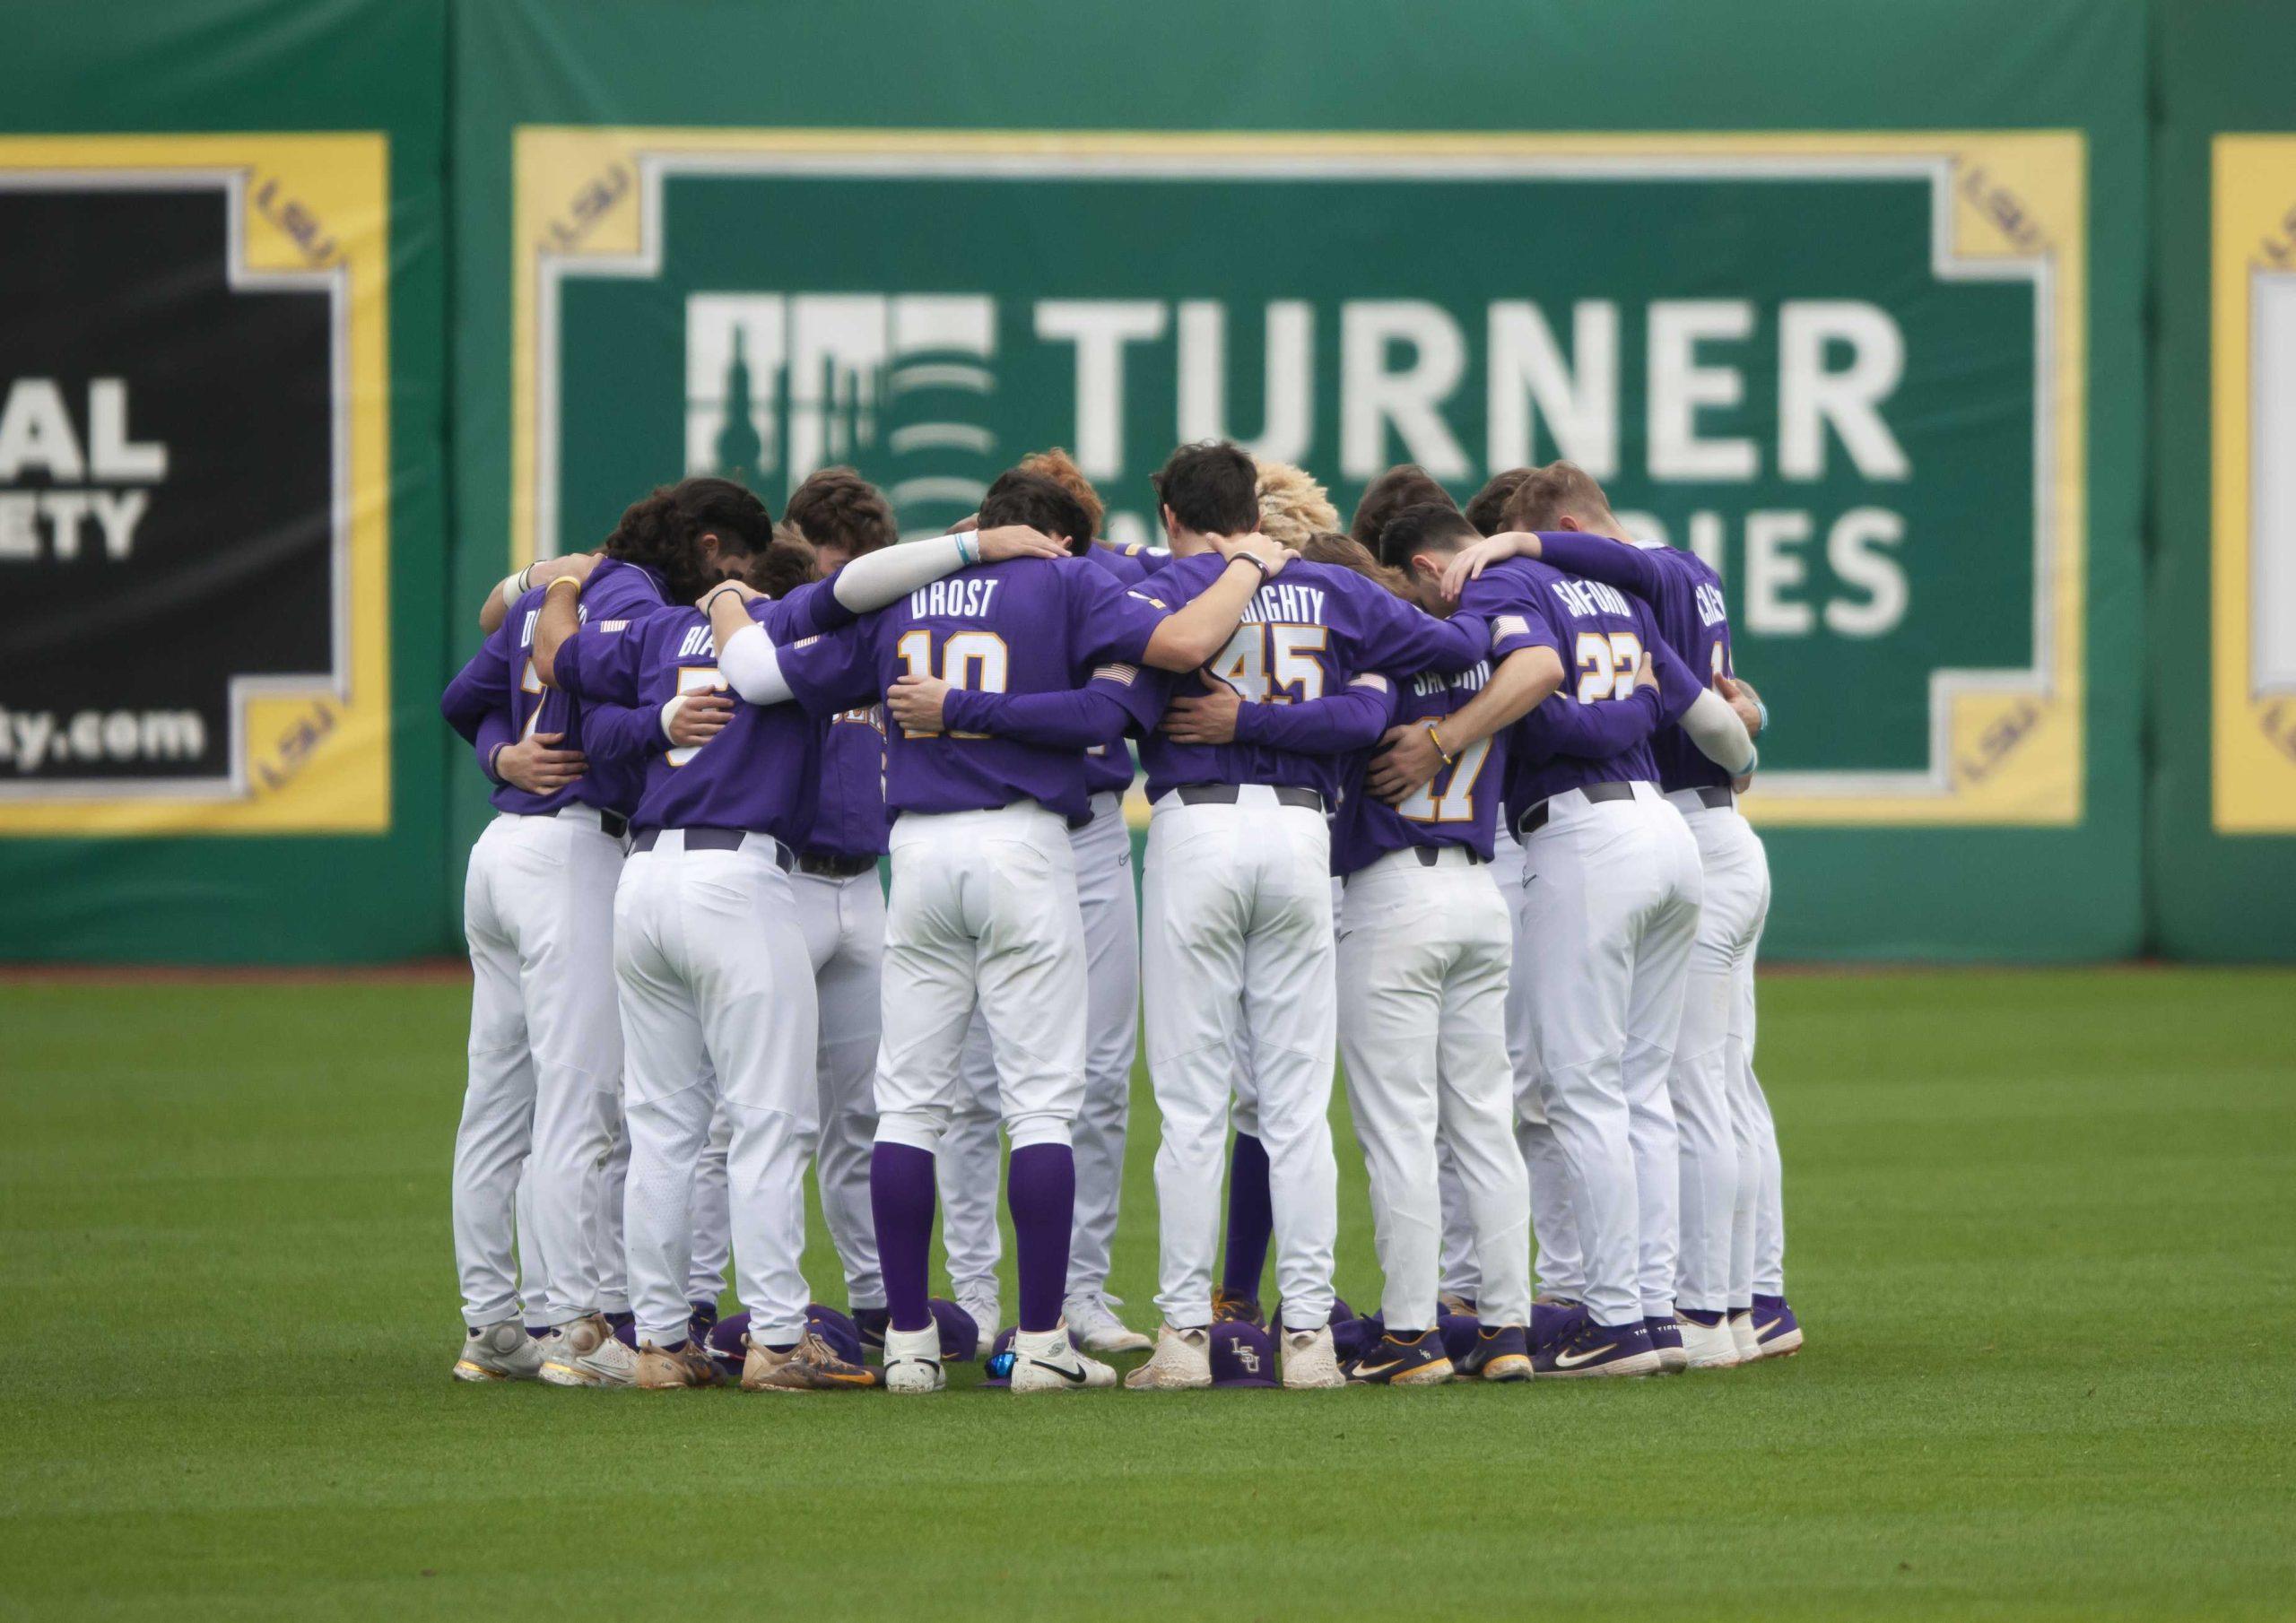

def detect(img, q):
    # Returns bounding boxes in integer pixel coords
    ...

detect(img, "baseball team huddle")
[440,436,1803,1395]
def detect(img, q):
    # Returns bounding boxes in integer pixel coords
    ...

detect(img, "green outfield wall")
[4,0,2285,963]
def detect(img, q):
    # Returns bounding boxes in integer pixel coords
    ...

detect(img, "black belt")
[1516,780,1637,837]
[797,851,878,879]
[630,827,793,870]
[1413,845,1483,867]
[1175,784,1325,813]
[542,804,630,839]
[1692,785,1735,811]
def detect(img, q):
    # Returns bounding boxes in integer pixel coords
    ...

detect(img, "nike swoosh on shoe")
[1028,1359,1091,1384]
[1551,1341,1618,1369]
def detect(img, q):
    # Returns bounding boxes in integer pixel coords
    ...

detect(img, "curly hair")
[1298,530,1413,601]
[745,526,821,599]
[1016,447,1106,538]
[784,466,897,560]
[1253,458,1341,551]
[1465,467,1535,537]
[1348,464,1457,551]
[604,475,774,603]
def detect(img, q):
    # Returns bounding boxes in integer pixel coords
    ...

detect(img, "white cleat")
[1280,1324,1345,1389]
[1123,1324,1213,1390]
[1677,1315,1743,1370]
[1009,1323,1118,1392]
[537,1313,639,1388]
[453,1319,544,1383]
[883,1323,946,1393]
[1065,1292,1153,1355]
[1728,1308,1761,1365]
[954,1289,1001,1358]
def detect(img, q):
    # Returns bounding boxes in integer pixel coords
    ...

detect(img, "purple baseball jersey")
[778,557,1170,823]
[1461,557,1703,830]
[1534,532,1737,793]
[808,706,891,861]
[440,557,668,818]
[1329,664,1508,872]
[1132,552,1489,806]
[1083,541,1161,587]
[552,582,844,841]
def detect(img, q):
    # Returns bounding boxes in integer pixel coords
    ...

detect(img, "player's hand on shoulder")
[975,525,1068,562]
[885,673,952,734]
[495,731,587,794]
[663,691,735,748]
[695,578,761,609]
[1210,531,1290,576]
[1439,533,1536,601]
[1718,673,1762,736]
[1160,670,1245,743]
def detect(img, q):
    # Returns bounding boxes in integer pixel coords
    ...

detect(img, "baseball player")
[537,508,1048,1391]
[935,450,1157,1356]
[711,471,1279,1394]
[437,482,750,1385]
[1368,501,1755,1377]
[1444,462,1794,1367]
[1120,442,1495,1390]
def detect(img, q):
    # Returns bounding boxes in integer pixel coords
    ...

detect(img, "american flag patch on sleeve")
[1091,663,1140,686]
[1349,673,1391,691]
[1492,614,1530,645]
[598,620,628,633]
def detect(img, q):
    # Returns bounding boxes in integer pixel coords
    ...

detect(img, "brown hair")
[1153,440,1260,535]
[1501,461,1613,534]
[746,527,821,599]
[1254,458,1342,551]
[1017,447,1106,538]
[785,466,897,558]
[1349,464,1456,550]
[604,475,774,603]
[1299,530,1414,601]
[1465,467,1534,537]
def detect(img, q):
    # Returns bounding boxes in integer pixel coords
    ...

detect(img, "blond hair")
[1254,458,1342,551]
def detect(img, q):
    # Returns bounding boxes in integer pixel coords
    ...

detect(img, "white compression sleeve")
[831,532,974,612]
[1681,688,1757,777]
[714,623,796,707]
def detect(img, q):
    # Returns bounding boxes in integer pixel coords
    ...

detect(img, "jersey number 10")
[896,629,1008,738]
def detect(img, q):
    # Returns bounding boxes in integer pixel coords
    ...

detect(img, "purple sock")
[1222,1133,1274,1300]
[869,1141,938,1332]
[1006,1142,1076,1333]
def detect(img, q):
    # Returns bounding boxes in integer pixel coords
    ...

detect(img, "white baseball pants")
[1338,846,1531,1332]
[1730,914,1787,1303]
[613,832,818,1349]
[453,810,626,1329]
[1666,791,1770,1312]
[1143,789,1338,1332]
[1517,784,1701,1328]
[686,1100,730,1308]
[939,792,1137,1303]
[874,803,1089,1154]
[794,865,888,1309]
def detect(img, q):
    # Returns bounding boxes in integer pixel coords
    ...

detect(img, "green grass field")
[3,968,2292,1619]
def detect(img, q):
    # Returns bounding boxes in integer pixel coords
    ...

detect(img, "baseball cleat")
[1644,1315,1690,1373]
[1065,1292,1153,1354]
[1458,1324,1534,1383]
[538,1313,639,1387]
[1438,1292,1479,1318]
[1675,1310,1742,1369]
[851,1306,890,1357]
[742,1329,880,1392]
[1123,1324,1213,1390]
[633,1338,720,1389]
[1280,1324,1346,1389]
[1211,1289,1265,1328]
[1345,1328,1453,1385]
[881,1323,945,1393]
[1727,1306,1761,1364]
[1010,1323,1118,1392]
[1751,1295,1804,1358]
[453,1319,544,1383]
[687,1300,720,1348]
[1534,1314,1664,1378]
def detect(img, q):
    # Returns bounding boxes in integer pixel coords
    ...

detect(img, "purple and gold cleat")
[1211,1288,1265,1328]
[1534,1312,1664,1378]
[1643,1315,1689,1374]
[1458,1324,1533,1383]
[1344,1327,1453,1385]
[1751,1295,1804,1358]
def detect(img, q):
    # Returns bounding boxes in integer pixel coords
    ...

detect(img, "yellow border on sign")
[2210,135,2296,833]
[511,127,2085,828]
[0,135,390,835]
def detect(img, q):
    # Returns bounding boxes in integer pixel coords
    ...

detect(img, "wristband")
[1754,698,1770,735]
[1231,551,1272,583]
[498,568,528,607]
[544,573,581,597]
[700,583,745,615]
[1424,721,1457,768]
[659,694,687,743]
[954,531,979,567]
[486,742,509,784]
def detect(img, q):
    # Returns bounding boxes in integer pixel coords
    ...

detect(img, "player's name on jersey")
[1410,661,1490,699]
[1239,583,1328,627]
[1549,577,1635,621]
[908,577,1004,619]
